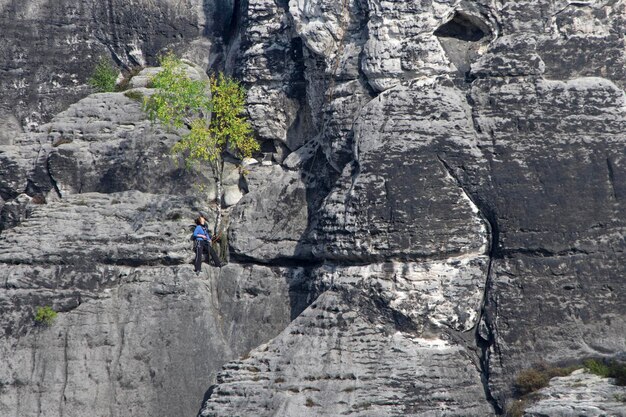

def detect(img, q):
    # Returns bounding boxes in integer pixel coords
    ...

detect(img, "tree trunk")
[212,158,223,237]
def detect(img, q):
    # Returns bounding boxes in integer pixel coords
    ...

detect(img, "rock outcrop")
[0,88,312,416]
[523,369,626,417]
[0,0,233,128]
[1,0,626,416]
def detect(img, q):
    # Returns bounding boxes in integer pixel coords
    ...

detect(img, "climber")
[193,215,223,273]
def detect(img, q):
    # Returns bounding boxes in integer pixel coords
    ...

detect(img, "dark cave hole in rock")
[434,12,489,42]
[434,12,492,79]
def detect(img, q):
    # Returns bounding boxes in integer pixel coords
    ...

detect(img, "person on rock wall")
[193,215,223,273]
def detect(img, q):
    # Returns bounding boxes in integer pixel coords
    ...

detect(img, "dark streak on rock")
[435,153,503,414]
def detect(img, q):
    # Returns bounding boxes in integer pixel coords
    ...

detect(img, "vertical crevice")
[224,0,240,45]
[46,158,63,199]
[606,157,617,201]
[59,331,69,417]
[436,153,503,414]
[475,255,503,415]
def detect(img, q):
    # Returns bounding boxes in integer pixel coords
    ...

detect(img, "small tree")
[88,58,119,92]
[143,54,258,233]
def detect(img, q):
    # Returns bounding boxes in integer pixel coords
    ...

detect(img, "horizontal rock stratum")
[1,0,625,416]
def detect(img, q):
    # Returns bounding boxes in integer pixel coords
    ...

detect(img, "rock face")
[0,0,234,128]
[2,0,626,416]
[523,369,626,417]
[201,288,492,417]
[0,88,313,417]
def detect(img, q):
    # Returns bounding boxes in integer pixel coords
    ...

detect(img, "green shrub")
[514,363,582,397]
[514,368,549,395]
[34,306,57,326]
[544,364,581,378]
[585,359,626,386]
[584,359,610,377]
[89,58,118,92]
[124,90,144,102]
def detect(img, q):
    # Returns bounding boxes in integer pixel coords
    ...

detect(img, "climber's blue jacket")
[193,225,211,241]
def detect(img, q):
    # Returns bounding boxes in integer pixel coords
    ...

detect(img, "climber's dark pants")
[194,240,221,272]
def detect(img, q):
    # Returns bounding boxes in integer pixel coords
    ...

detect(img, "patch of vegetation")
[34,306,57,326]
[584,359,626,386]
[124,90,144,102]
[514,369,549,396]
[514,363,581,396]
[585,359,610,377]
[88,58,118,93]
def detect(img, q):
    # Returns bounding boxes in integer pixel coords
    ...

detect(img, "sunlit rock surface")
[1,0,625,416]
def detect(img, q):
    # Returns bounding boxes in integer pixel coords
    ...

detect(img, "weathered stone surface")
[228,165,309,261]
[0,113,22,146]
[3,0,626,416]
[0,187,314,417]
[201,289,494,417]
[0,263,311,417]
[466,73,626,406]
[233,0,311,151]
[0,0,234,128]
[316,256,489,333]
[312,77,488,262]
[0,87,216,222]
[522,369,626,417]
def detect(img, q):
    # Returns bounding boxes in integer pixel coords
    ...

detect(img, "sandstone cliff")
[1,0,625,416]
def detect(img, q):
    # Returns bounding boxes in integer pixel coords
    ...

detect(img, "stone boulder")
[522,369,626,417]
[228,165,309,262]
[201,288,494,417]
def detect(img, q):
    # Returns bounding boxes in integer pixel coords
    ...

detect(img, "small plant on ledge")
[88,58,119,93]
[34,306,57,326]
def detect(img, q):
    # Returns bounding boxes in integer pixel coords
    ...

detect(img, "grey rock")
[2,0,626,416]
[0,194,36,233]
[0,187,313,417]
[228,165,309,261]
[128,67,165,89]
[311,78,489,262]
[201,288,494,417]
[467,73,626,405]
[0,113,22,146]
[0,0,232,128]
[233,0,309,150]
[316,257,489,333]
[0,263,310,417]
[0,91,210,205]
[223,185,244,207]
[523,369,626,417]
